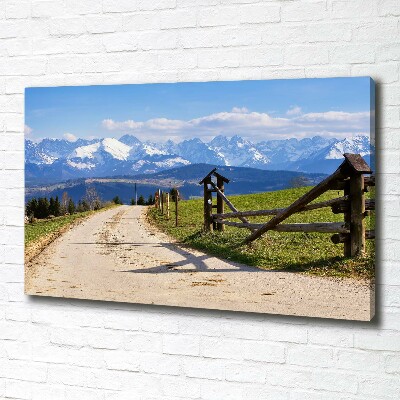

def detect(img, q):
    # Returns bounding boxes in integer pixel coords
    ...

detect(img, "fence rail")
[199,153,375,258]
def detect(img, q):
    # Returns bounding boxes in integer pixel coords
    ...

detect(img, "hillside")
[25,164,327,204]
[148,187,375,280]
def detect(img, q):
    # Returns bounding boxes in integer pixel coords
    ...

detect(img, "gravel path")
[25,205,374,320]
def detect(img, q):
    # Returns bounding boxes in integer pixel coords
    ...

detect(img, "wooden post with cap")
[341,153,372,257]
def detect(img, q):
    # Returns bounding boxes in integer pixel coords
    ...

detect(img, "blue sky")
[25,77,373,143]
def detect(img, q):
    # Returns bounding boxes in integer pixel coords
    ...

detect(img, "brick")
[158,51,198,69]
[124,332,163,353]
[160,376,200,399]
[359,375,400,398]
[31,383,66,400]
[31,1,66,18]
[183,357,225,380]
[385,354,400,374]
[267,366,358,394]
[66,0,102,15]
[378,0,400,16]
[49,17,87,36]
[285,45,329,66]
[308,327,354,348]
[197,7,241,27]
[103,33,139,52]
[283,2,327,22]
[5,1,30,19]
[140,353,181,375]
[87,329,125,349]
[160,9,197,29]
[201,337,243,360]
[225,361,266,383]
[138,0,176,11]
[103,0,140,13]
[355,331,400,351]
[240,47,283,67]
[48,364,88,387]
[122,12,160,31]
[140,313,179,333]
[1,360,47,382]
[353,20,399,42]
[242,340,286,363]
[288,345,334,368]
[330,44,376,64]
[240,3,281,24]
[332,0,377,19]
[104,350,140,371]
[163,333,200,356]
[5,379,31,400]
[85,15,122,34]
[336,349,382,371]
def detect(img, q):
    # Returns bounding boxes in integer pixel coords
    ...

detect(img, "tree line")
[129,194,155,206]
[26,186,110,220]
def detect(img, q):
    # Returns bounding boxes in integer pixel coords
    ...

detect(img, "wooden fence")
[199,154,375,257]
[154,188,180,227]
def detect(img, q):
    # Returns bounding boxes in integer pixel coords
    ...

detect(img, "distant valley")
[25,164,327,204]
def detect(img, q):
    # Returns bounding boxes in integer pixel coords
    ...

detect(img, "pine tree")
[112,196,122,205]
[37,197,50,219]
[68,198,75,214]
[26,198,38,217]
[146,194,154,205]
[49,197,55,216]
[77,200,83,213]
[81,200,90,212]
[170,188,180,202]
[137,195,145,205]
[54,196,61,216]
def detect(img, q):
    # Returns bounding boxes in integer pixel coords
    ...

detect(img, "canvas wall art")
[25,77,375,320]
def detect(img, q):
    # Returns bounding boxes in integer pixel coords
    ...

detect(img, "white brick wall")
[0,0,398,398]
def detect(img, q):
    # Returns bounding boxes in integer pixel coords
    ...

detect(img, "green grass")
[25,205,118,248]
[148,187,375,280]
[25,212,92,247]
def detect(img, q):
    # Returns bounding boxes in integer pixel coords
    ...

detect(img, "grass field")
[25,211,94,247]
[25,205,118,253]
[148,187,375,280]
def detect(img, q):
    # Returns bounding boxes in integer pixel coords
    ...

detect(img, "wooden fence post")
[166,193,170,219]
[161,191,164,215]
[203,177,213,232]
[175,189,179,227]
[348,172,366,257]
[216,176,224,232]
[343,180,351,257]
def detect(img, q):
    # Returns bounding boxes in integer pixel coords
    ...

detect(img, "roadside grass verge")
[148,187,374,280]
[25,205,118,262]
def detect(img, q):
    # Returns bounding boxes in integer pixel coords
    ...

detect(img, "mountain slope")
[26,163,327,204]
[25,134,373,186]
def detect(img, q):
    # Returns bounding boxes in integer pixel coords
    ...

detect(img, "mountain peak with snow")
[25,134,373,185]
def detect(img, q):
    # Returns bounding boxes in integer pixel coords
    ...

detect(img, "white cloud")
[24,124,32,136]
[63,133,78,142]
[101,108,371,142]
[231,106,249,113]
[286,106,302,116]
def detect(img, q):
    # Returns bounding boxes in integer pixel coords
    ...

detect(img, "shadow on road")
[73,240,263,274]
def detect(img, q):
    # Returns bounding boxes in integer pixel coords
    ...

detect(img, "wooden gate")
[199,154,375,258]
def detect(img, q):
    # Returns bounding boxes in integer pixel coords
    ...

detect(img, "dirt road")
[25,205,374,320]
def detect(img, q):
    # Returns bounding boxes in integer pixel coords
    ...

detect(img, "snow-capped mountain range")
[25,134,373,185]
